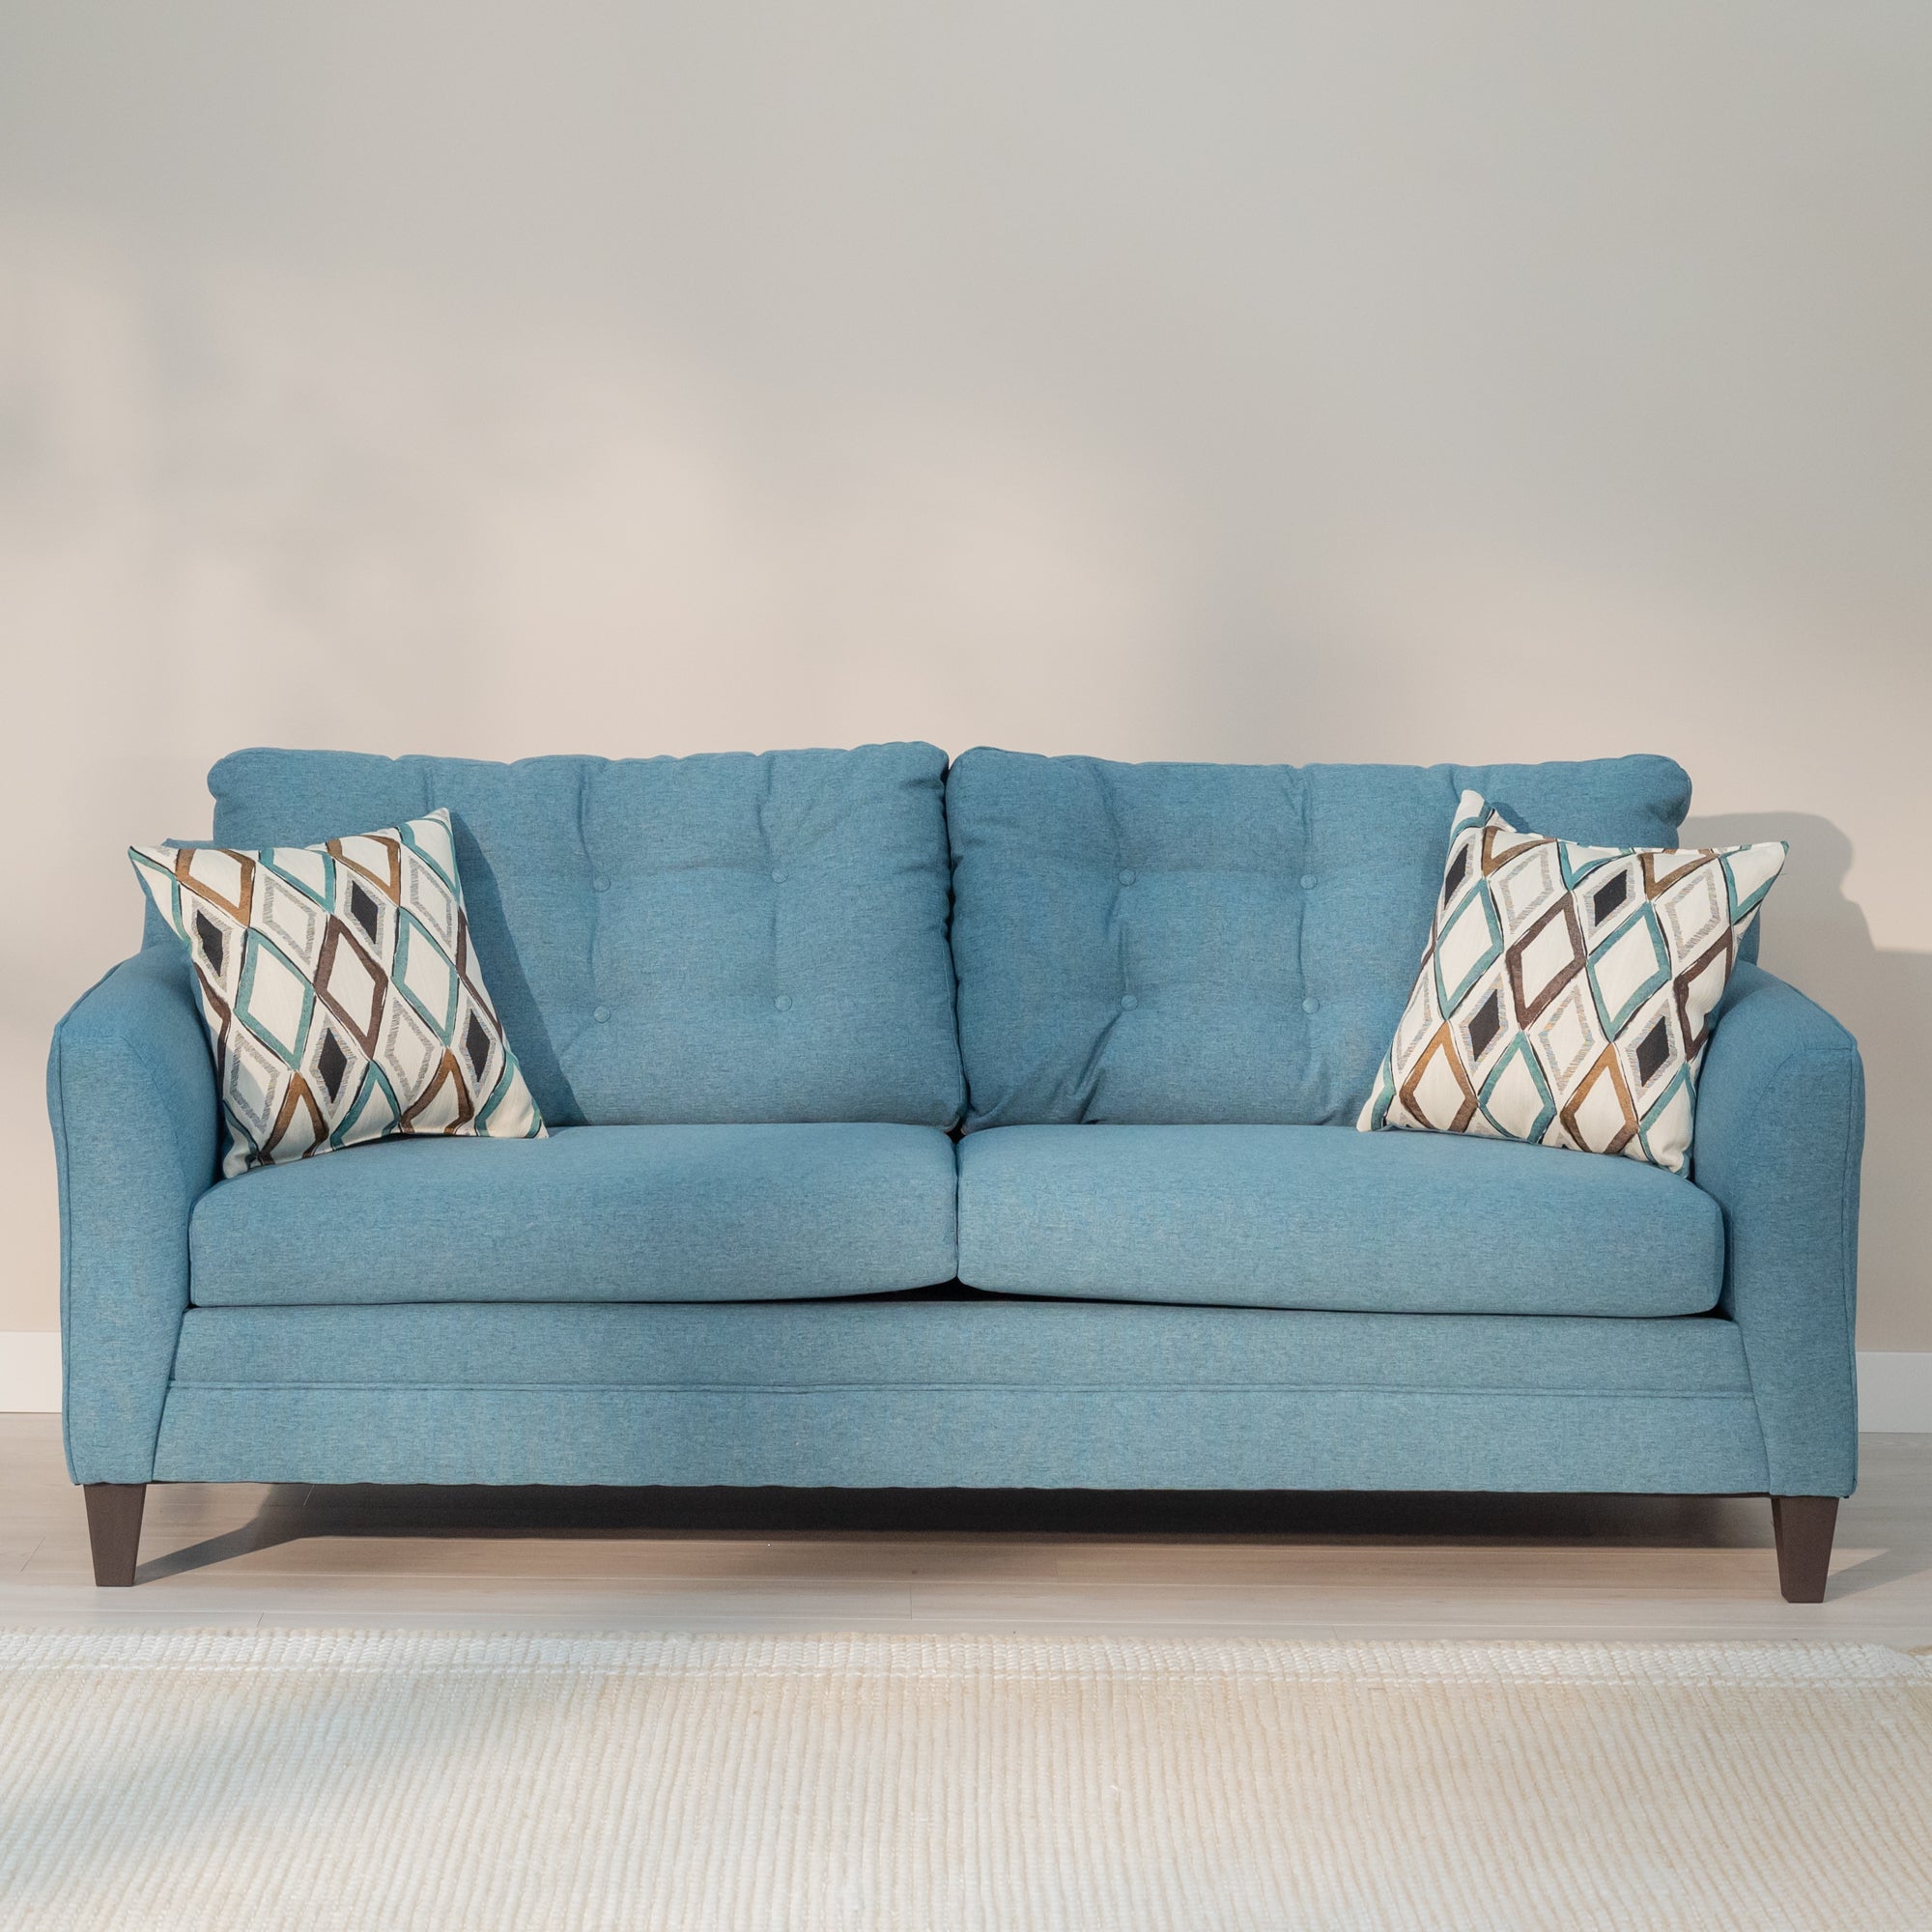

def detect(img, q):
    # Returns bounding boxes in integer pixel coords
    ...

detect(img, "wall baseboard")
[3,1333,1930,1431]
[1856,1351,1932,1434]
[0,1332,62,1413]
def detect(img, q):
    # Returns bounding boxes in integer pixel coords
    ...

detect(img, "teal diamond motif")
[1556,841,1624,891]
[1362,1057,1399,1133]
[234,929,316,1068]
[401,817,461,896]
[393,910,461,1043]
[128,849,185,936]
[1585,904,1671,1037]
[330,1062,404,1148]
[259,848,336,908]
[1722,849,1780,922]
[1635,1065,1695,1167]
[476,1058,545,1137]
[1433,881,1505,1014]
[1477,1033,1557,1143]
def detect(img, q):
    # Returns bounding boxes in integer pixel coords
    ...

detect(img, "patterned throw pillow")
[1358,791,1783,1173]
[130,809,545,1178]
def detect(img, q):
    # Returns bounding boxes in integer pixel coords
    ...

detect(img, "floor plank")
[3,1415,1926,1641]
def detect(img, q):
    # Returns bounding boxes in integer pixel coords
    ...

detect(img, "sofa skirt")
[150,1299,1771,1495]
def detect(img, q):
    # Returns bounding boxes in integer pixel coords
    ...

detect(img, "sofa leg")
[1771,1495,1838,1604]
[84,1483,147,1587]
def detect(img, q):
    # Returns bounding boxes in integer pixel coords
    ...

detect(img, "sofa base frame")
[82,1482,1841,1601]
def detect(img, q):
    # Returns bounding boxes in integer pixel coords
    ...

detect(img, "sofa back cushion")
[947,750,1690,1129]
[208,745,964,1128]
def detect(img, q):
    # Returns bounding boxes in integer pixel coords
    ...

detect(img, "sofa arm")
[1692,962,1863,1497]
[46,945,219,1483]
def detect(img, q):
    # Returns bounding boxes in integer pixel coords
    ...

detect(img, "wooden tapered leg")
[84,1483,147,1587]
[1771,1495,1838,1604]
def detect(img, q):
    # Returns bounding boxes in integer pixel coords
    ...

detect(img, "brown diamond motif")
[1505,897,1585,1027]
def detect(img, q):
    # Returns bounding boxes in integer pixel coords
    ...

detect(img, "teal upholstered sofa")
[48,745,1864,1600]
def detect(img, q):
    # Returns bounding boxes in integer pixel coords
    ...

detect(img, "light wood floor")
[3,1415,1928,1643]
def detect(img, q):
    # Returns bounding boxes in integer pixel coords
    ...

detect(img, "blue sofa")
[48,744,1864,1600]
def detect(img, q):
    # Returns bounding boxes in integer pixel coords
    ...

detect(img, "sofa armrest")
[1692,962,1863,1496]
[46,945,219,1483]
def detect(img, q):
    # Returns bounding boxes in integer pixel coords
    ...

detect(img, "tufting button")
[771,868,788,884]
[1118,868,1136,886]
[1300,874,1317,891]
[1119,993,1138,1010]
[774,995,792,1012]
[593,1005,611,1023]
[592,875,611,893]
[1302,997,1320,1015]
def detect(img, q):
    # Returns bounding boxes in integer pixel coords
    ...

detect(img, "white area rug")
[2,1632,1928,1931]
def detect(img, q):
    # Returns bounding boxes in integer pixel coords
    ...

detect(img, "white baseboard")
[1856,1351,1932,1433]
[0,1332,62,1412]
[3,1333,1930,1430]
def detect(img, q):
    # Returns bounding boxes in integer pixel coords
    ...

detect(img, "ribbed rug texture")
[2,1631,1928,1931]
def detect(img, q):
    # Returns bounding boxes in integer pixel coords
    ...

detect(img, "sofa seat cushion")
[956,1124,1722,1318]
[189,1123,958,1305]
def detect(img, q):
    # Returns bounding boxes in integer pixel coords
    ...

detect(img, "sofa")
[47,744,1864,1600]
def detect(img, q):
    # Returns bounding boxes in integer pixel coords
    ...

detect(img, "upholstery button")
[1300,874,1317,891]
[591,875,611,893]
[1118,868,1136,886]
[774,995,792,1012]
[771,868,788,884]
[593,1005,611,1023]
[1119,993,1138,1010]
[1302,997,1320,1015]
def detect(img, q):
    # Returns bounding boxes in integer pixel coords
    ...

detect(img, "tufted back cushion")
[947,749,1691,1130]
[205,745,964,1128]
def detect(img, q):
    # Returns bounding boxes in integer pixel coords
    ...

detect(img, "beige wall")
[3,4,1928,1345]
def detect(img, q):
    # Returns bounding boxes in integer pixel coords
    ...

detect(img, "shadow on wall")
[1685,813,1932,1352]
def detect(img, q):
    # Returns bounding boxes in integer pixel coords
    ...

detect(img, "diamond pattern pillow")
[1358,790,1784,1173]
[131,808,545,1178]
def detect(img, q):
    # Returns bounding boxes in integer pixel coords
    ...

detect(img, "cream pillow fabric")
[131,808,545,1178]
[1358,791,1783,1173]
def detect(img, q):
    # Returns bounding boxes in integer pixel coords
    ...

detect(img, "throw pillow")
[1358,790,1784,1172]
[130,808,546,1178]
